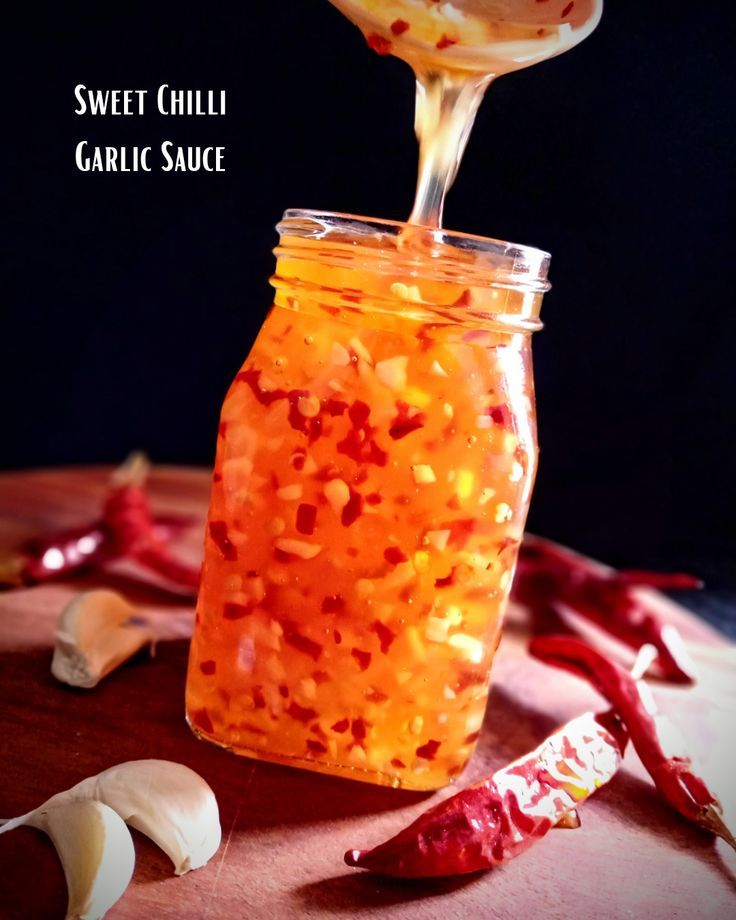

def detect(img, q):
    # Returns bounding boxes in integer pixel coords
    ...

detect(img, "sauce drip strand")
[330,0,603,228]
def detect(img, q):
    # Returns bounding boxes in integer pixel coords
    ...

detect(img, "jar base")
[187,718,460,791]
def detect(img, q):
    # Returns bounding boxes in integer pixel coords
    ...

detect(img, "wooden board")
[0,467,734,919]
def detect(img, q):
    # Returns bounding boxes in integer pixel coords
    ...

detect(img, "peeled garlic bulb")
[51,590,155,688]
[5,800,135,920]
[4,760,221,876]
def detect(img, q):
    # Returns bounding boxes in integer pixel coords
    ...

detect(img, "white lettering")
[160,142,226,172]
[76,140,89,170]
[74,86,147,115]
[74,84,87,115]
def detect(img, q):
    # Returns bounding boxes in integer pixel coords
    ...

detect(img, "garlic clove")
[14,760,221,876]
[27,800,135,920]
[51,590,155,689]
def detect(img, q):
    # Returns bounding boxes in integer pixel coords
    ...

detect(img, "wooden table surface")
[0,467,734,919]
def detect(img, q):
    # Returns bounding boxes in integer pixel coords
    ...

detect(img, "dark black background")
[4,3,735,624]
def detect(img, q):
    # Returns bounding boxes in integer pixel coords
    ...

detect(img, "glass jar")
[186,210,549,790]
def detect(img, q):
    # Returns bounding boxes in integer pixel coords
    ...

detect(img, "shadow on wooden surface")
[293,870,484,914]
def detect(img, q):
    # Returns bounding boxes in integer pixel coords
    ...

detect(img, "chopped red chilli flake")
[321,594,345,613]
[391,18,410,35]
[278,684,289,699]
[366,492,382,506]
[252,687,266,709]
[498,537,519,555]
[326,398,348,417]
[561,1,574,17]
[334,629,342,644]
[453,289,473,307]
[296,503,318,535]
[212,472,222,483]
[384,546,408,565]
[223,602,253,620]
[349,400,371,428]
[391,758,406,769]
[372,620,397,654]
[199,660,217,676]
[331,718,350,733]
[283,624,323,661]
[389,401,427,440]
[352,718,368,741]
[191,709,214,733]
[435,566,458,588]
[436,34,458,49]
[341,488,364,527]
[218,421,227,438]
[237,367,286,406]
[366,32,392,55]
[209,521,237,561]
[444,518,477,549]
[287,701,319,723]
[351,648,372,671]
[488,404,513,428]
[306,740,328,755]
[415,739,442,760]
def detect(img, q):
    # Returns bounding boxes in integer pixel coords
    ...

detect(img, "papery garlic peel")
[3,800,135,920]
[51,590,155,688]
[2,760,221,876]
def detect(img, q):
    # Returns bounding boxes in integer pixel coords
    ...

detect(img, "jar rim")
[279,208,551,294]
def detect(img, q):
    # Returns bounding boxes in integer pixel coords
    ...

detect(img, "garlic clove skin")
[26,760,221,876]
[51,590,155,689]
[27,800,135,920]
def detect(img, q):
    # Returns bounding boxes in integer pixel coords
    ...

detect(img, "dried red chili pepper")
[529,635,736,849]
[513,537,700,683]
[345,709,626,877]
[0,453,200,591]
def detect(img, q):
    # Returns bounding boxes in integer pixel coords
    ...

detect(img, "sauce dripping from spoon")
[330,0,603,228]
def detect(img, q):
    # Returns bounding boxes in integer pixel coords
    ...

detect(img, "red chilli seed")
[331,718,350,733]
[296,503,318,536]
[199,660,217,676]
[384,546,408,565]
[366,32,393,55]
[391,18,410,35]
[322,594,345,614]
[223,602,253,621]
[415,740,442,760]
[287,701,319,724]
[209,521,237,561]
[372,620,397,654]
[351,648,372,671]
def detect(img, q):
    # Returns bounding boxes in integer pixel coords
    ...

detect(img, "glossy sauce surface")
[186,228,543,788]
